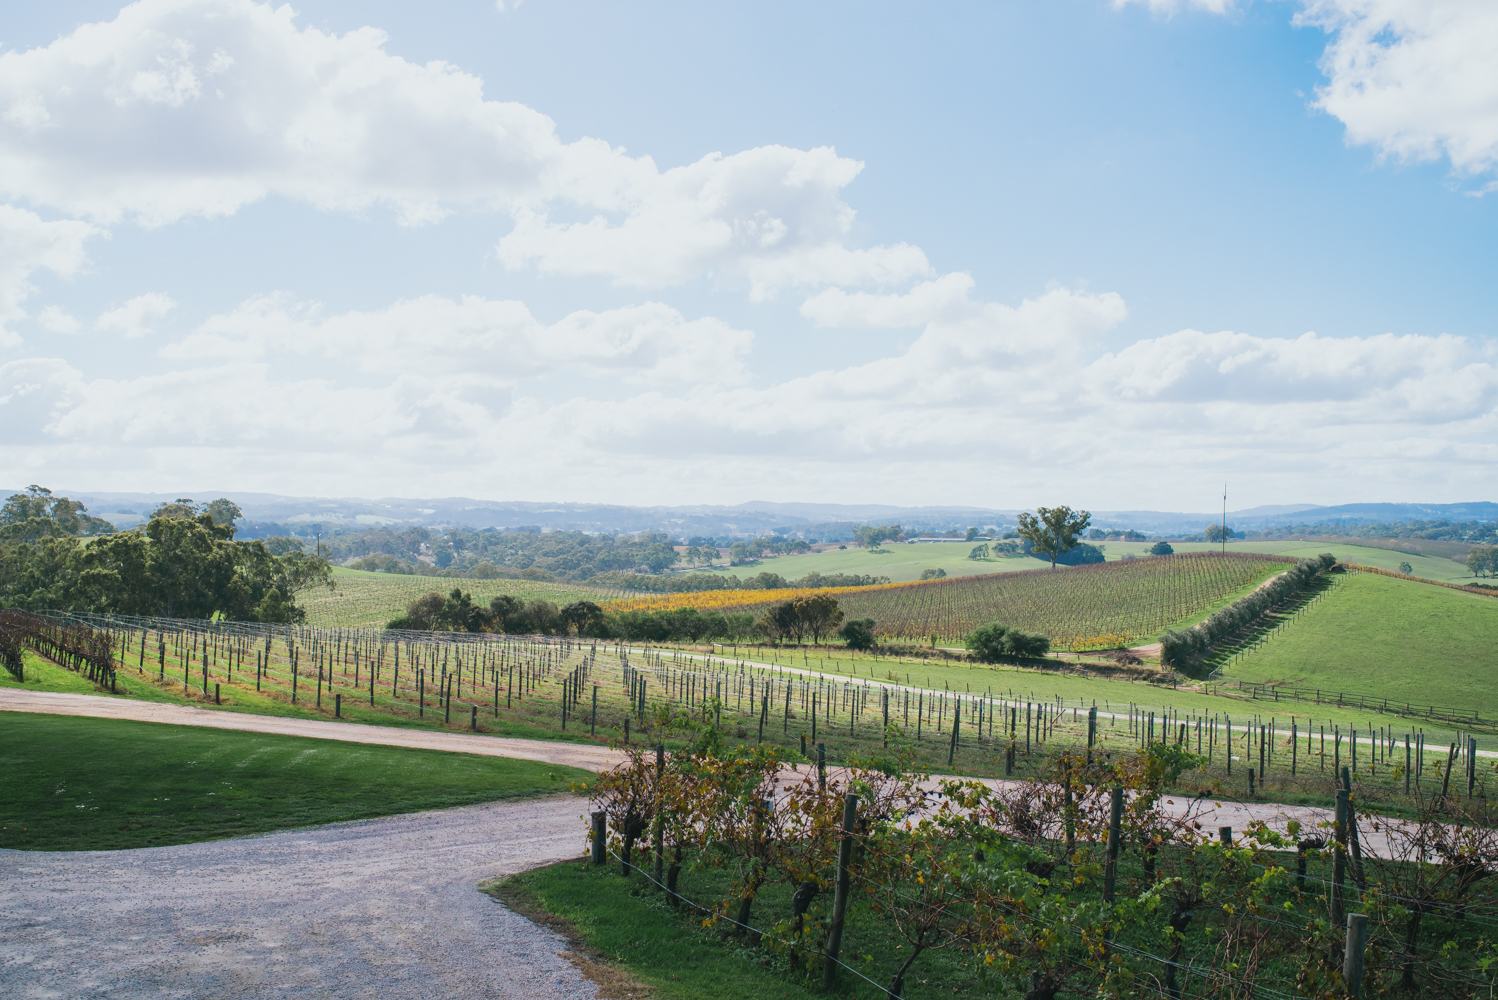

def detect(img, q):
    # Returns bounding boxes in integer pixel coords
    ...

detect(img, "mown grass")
[0,712,591,851]
[1224,571,1498,718]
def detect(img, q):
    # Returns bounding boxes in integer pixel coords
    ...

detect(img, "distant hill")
[8,488,1492,539]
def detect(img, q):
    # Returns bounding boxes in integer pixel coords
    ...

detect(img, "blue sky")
[2,0,1495,510]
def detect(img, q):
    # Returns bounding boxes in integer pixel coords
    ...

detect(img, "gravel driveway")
[0,796,601,1000]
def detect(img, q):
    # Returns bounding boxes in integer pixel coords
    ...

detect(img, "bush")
[1046,542,1105,566]
[965,622,1051,662]
[838,618,878,650]
[1149,541,1174,556]
[919,567,947,580]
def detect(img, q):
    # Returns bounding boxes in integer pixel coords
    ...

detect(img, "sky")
[1,0,1496,511]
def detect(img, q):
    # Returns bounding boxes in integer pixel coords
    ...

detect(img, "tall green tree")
[0,486,115,541]
[1015,506,1091,569]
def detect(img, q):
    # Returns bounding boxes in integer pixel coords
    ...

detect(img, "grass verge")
[489,859,982,1000]
[0,712,591,851]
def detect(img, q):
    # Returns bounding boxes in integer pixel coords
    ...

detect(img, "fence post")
[818,742,826,792]
[1332,785,1349,928]
[1343,912,1369,998]
[1219,826,1231,846]
[1248,767,1256,797]
[1103,787,1123,903]
[591,810,606,867]
[471,704,477,731]
[216,682,221,706]
[948,701,960,767]
[1087,706,1097,763]
[654,744,665,885]
[822,792,859,988]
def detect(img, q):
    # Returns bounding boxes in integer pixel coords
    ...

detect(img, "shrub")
[1149,541,1174,555]
[965,622,1051,662]
[838,617,878,650]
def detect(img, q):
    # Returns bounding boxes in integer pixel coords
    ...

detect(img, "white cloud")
[95,292,177,339]
[1296,0,1498,182]
[167,293,752,386]
[0,205,98,347]
[1121,0,1498,184]
[0,0,917,295]
[496,146,932,298]
[800,273,978,328]
[37,306,81,333]
[6,281,1496,503]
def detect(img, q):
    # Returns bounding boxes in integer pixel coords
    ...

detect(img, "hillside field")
[1223,570,1498,717]
[1103,539,1474,582]
[301,568,634,628]
[691,539,1034,582]
[617,552,1292,648]
[686,537,1477,585]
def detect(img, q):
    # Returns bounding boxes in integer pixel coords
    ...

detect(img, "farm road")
[0,688,623,771]
[0,797,602,1000]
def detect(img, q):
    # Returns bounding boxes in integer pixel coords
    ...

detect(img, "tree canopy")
[0,489,330,622]
[1015,506,1091,569]
[0,486,116,542]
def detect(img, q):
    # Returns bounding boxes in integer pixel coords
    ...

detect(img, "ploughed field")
[609,552,1293,649]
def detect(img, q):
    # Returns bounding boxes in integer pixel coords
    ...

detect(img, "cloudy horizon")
[2,0,1495,512]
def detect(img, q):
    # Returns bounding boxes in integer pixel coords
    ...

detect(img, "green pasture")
[1223,571,1498,718]
[0,712,590,851]
[683,536,1476,587]
[689,540,1036,583]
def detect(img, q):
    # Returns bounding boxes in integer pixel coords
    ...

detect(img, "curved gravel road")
[0,796,602,1000]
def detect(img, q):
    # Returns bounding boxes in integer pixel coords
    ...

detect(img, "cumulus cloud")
[1121,0,1498,184]
[6,279,1497,502]
[496,146,932,298]
[95,292,177,339]
[0,0,917,294]
[37,306,81,333]
[167,294,753,386]
[1296,0,1498,182]
[0,205,98,347]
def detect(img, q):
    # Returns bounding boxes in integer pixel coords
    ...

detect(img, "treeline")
[388,588,761,642]
[0,488,331,623]
[1159,553,1337,667]
[1466,546,1498,577]
[1254,518,1498,545]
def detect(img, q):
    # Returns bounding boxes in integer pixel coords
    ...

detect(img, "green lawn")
[0,712,591,851]
[1224,571,1498,717]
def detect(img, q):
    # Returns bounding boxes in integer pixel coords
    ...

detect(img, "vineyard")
[607,553,1293,649]
[302,571,638,628]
